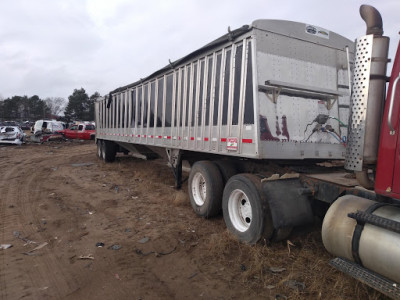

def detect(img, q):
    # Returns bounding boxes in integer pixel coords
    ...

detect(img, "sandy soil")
[0,141,387,300]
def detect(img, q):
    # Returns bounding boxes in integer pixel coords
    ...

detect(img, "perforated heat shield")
[345,35,373,171]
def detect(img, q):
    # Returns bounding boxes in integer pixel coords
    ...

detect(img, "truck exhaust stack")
[345,5,389,171]
[360,4,384,36]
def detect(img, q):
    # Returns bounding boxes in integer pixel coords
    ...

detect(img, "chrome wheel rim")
[192,172,207,206]
[228,189,252,232]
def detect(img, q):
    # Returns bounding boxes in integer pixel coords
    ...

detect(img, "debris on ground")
[0,244,12,250]
[135,246,176,257]
[23,242,48,255]
[138,237,149,244]
[71,162,94,167]
[13,231,38,245]
[23,252,41,256]
[31,242,48,251]
[287,240,295,255]
[283,279,306,291]
[266,285,275,289]
[96,242,105,247]
[269,267,286,273]
[109,244,122,250]
[79,254,94,260]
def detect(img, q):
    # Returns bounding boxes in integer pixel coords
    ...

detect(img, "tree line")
[0,88,100,122]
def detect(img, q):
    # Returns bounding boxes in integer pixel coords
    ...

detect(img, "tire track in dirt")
[0,153,52,299]
[16,157,81,299]
[0,151,26,300]
[0,146,94,300]
[1,143,190,300]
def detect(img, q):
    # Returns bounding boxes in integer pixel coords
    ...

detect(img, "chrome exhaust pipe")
[360,4,383,36]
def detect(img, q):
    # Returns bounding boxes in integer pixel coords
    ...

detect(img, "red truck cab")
[375,40,400,199]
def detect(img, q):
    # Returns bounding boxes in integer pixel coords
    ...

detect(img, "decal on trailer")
[227,137,238,151]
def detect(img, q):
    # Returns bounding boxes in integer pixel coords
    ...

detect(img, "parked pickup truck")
[61,123,95,140]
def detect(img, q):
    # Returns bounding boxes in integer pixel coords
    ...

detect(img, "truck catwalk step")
[330,257,400,299]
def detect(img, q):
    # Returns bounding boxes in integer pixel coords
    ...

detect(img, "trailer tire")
[222,174,274,244]
[97,140,103,159]
[213,160,238,184]
[102,140,117,163]
[189,161,224,218]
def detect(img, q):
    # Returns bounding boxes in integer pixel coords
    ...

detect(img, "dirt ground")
[0,140,388,300]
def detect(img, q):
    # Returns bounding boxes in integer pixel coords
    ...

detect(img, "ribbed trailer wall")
[95,20,354,160]
[96,32,258,158]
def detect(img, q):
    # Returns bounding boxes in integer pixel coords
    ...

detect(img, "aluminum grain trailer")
[95,17,353,240]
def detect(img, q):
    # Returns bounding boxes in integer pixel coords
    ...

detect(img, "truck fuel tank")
[322,195,400,284]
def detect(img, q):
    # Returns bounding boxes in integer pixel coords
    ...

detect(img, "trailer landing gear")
[103,140,117,162]
[166,149,183,189]
[97,140,103,159]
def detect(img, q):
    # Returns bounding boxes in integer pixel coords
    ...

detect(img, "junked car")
[0,126,25,145]
[31,120,65,143]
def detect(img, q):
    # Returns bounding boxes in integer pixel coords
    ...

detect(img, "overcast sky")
[0,0,399,101]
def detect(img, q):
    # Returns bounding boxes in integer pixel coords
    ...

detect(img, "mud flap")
[261,179,313,229]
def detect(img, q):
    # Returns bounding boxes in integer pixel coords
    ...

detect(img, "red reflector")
[190,137,194,141]
[221,138,227,142]
[242,139,252,143]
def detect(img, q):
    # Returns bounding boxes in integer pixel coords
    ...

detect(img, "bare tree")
[44,97,66,117]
